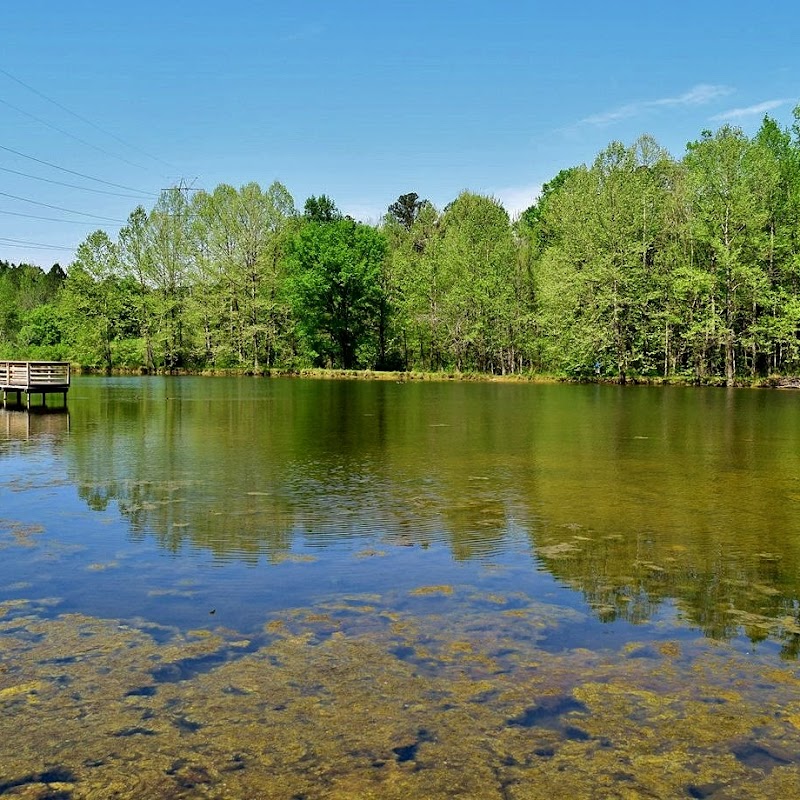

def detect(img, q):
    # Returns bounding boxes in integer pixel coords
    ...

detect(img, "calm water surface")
[1,377,800,798]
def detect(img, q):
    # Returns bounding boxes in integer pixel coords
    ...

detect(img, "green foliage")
[119,205,157,370]
[430,192,519,371]
[59,231,140,371]
[303,195,341,223]
[191,181,296,370]
[516,167,580,257]
[387,192,425,230]
[534,140,673,378]
[0,260,65,350]
[144,188,196,369]
[287,217,387,369]
[111,337,146,369]
[684,126,780,381]
[5,105,800,378]
[18,304,63,347]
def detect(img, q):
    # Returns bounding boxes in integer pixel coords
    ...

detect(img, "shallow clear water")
[1,377,799,798]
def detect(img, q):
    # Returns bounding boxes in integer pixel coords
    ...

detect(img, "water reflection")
[62,378,530,562]
[0,406,70,440]
[5,377,800,654]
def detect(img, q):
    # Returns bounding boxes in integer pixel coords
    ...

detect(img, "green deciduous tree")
[192,182,296,369]
[684,126,778,383]
[535,138,675,378]
[387,192,425,231]
[383,199,442,369]
[145,188,196,369]
[288,213,387,369]
[429,192,518,372]
[6,102,800,380]
[119,206,156,370]
[18,304,63,348]
[62,231,129,370]
[303,195,341,224]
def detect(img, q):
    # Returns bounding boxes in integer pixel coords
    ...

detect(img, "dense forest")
[2,111,800,383]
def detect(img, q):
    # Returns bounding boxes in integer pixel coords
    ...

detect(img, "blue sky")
[2,0,799,268]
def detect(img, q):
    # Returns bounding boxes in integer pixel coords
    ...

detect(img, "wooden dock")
[0,361,71,408]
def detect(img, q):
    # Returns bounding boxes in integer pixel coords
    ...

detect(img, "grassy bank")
[67,364,800,388]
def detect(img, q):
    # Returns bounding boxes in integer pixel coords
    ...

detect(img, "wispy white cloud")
[710,99,790,121]
[653,84,734,108]
[580,84,734,127]
[341,201,383,225]
[491,184,542,218]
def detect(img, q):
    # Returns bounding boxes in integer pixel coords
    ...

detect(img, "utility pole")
[161,177,201,199]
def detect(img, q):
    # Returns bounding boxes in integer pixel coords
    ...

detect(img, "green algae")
[271,553,319,565]
[1,590,800,798]
[409,585,455,596]
[146,588,198,599]
[0,681,44,701]
[355,548,387,559]
[0,518,45,549]
[85,561,119,572]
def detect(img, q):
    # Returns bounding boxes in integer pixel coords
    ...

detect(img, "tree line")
[2,109,800,383]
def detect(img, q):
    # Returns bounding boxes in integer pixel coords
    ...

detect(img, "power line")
[0,191,123,222]
[0,209,125,225]
[0,96,150,172]
[0,165,154,199]
[0,143,157,194]
[0,236,75,251]
[0,67,180,173]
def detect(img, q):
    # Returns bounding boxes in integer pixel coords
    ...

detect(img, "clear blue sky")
[2,0,798,268]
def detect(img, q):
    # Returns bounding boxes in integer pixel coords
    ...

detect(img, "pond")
[1,377,799,798]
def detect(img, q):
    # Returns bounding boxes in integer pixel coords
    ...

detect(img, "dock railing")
[1,361,71,407]
[0,361,70,389]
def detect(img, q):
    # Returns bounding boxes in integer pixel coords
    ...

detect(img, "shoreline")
[68,365,800,389]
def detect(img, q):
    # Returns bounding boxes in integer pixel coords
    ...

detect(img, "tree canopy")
[4,108,800,382]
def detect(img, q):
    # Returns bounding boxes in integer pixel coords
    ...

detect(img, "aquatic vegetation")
[86,561,119,572]
[1,590,800,798]
[271,553,319,565]
[6,380,800,796]
[355,548,387,559]
[409,585,455,596]
[0,518,45,549]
